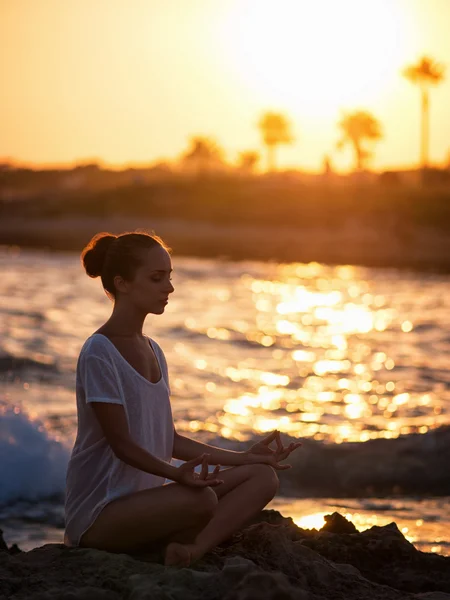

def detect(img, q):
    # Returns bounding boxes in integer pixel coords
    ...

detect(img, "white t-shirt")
[64,333,174,546]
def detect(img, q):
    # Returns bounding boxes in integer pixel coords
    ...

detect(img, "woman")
[64,230,302,567]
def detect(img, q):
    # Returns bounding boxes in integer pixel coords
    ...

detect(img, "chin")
[148,306,165,315]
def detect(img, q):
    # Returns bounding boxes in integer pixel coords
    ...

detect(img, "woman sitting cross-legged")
[64,230,302,567]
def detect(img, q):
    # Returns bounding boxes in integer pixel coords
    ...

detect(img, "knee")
[189,486,218,521]
[249,464,279,497]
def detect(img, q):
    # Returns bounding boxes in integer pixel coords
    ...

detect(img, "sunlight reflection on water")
[171,261,450,444]
[1,248,449,446]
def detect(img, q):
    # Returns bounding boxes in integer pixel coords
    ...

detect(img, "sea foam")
[0,404,70,505]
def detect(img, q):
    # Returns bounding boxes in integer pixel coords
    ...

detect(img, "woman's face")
[115,245,174,314]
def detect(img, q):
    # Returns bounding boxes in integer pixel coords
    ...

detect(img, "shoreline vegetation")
[1,174,450,271]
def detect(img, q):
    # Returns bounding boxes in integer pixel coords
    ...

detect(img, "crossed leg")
[164,463,279,566]
[78,463,279,567]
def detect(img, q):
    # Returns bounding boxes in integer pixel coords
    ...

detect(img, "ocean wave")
[0,404,70,506]
[0,307,46,322]
[0,353,57,376]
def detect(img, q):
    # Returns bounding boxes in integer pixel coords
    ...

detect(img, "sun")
[219,0,412,119]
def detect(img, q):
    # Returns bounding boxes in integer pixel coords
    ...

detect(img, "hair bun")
[81,232,117,278]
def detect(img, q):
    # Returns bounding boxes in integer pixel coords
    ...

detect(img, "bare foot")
[164,542,203,567]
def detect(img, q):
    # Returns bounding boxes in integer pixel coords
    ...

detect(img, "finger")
[288,441,302,450]
[279,444,292,457]
[190,479,212,487]
[206,465,221,479]
[282,442,302,459]
[261,430,279,446]
[185,453,209,467]
[208,479,224,486]
[275,431,284,452]
[193,478,223,487]
[273,463,292,470]
[276,440,302,460]
[200,456,208,479]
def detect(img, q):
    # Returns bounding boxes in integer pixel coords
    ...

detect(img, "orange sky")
[1,0,449,172]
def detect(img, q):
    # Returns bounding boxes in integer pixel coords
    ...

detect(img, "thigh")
[79,482,216,552]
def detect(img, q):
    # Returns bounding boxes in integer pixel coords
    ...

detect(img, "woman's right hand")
[175,453,224,488]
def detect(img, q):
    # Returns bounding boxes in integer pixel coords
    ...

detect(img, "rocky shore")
[1,511,449,600]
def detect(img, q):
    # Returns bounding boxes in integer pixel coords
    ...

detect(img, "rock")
[0,511,449,600]
[8,544,23,555]
[278,425,450,497]
[322,512,358,534]
[127,557,306,600]
[222,570,308,600]
[302,520,450,594]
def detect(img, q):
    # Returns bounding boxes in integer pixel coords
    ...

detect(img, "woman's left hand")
[244,430,302,470]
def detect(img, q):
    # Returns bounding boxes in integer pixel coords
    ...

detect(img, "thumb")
[261,430,279,445]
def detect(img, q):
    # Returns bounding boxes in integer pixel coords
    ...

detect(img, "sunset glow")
[219,0,413,117]
[0,0,449,170]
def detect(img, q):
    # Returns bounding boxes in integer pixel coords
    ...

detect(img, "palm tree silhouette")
[403,56,445,169]
[258,112,293,172]
[182,136,224,176]
[337,111,382,172]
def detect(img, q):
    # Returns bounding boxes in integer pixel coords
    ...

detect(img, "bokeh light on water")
[170,260,449,444]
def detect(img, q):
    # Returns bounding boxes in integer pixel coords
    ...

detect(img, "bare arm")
[173,429,303,470]
[173,430,250,466]
[91,402,180,481]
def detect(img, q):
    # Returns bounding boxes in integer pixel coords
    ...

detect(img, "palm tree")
[258,112,293,172]
[181,136,225,176]
[403,56,445,169]
[337,110,382,172]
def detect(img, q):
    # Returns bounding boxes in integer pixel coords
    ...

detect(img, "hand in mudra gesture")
[176,453,224,488]
[245,430,302,470]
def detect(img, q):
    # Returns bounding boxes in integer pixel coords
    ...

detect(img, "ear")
[113,274,129,294]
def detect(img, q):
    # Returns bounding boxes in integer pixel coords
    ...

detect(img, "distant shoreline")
[1,215,450,273]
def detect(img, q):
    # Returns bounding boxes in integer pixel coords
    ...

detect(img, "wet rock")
[1,512,449,600]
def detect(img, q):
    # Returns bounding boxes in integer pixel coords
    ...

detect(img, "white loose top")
[64,333,174,547]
